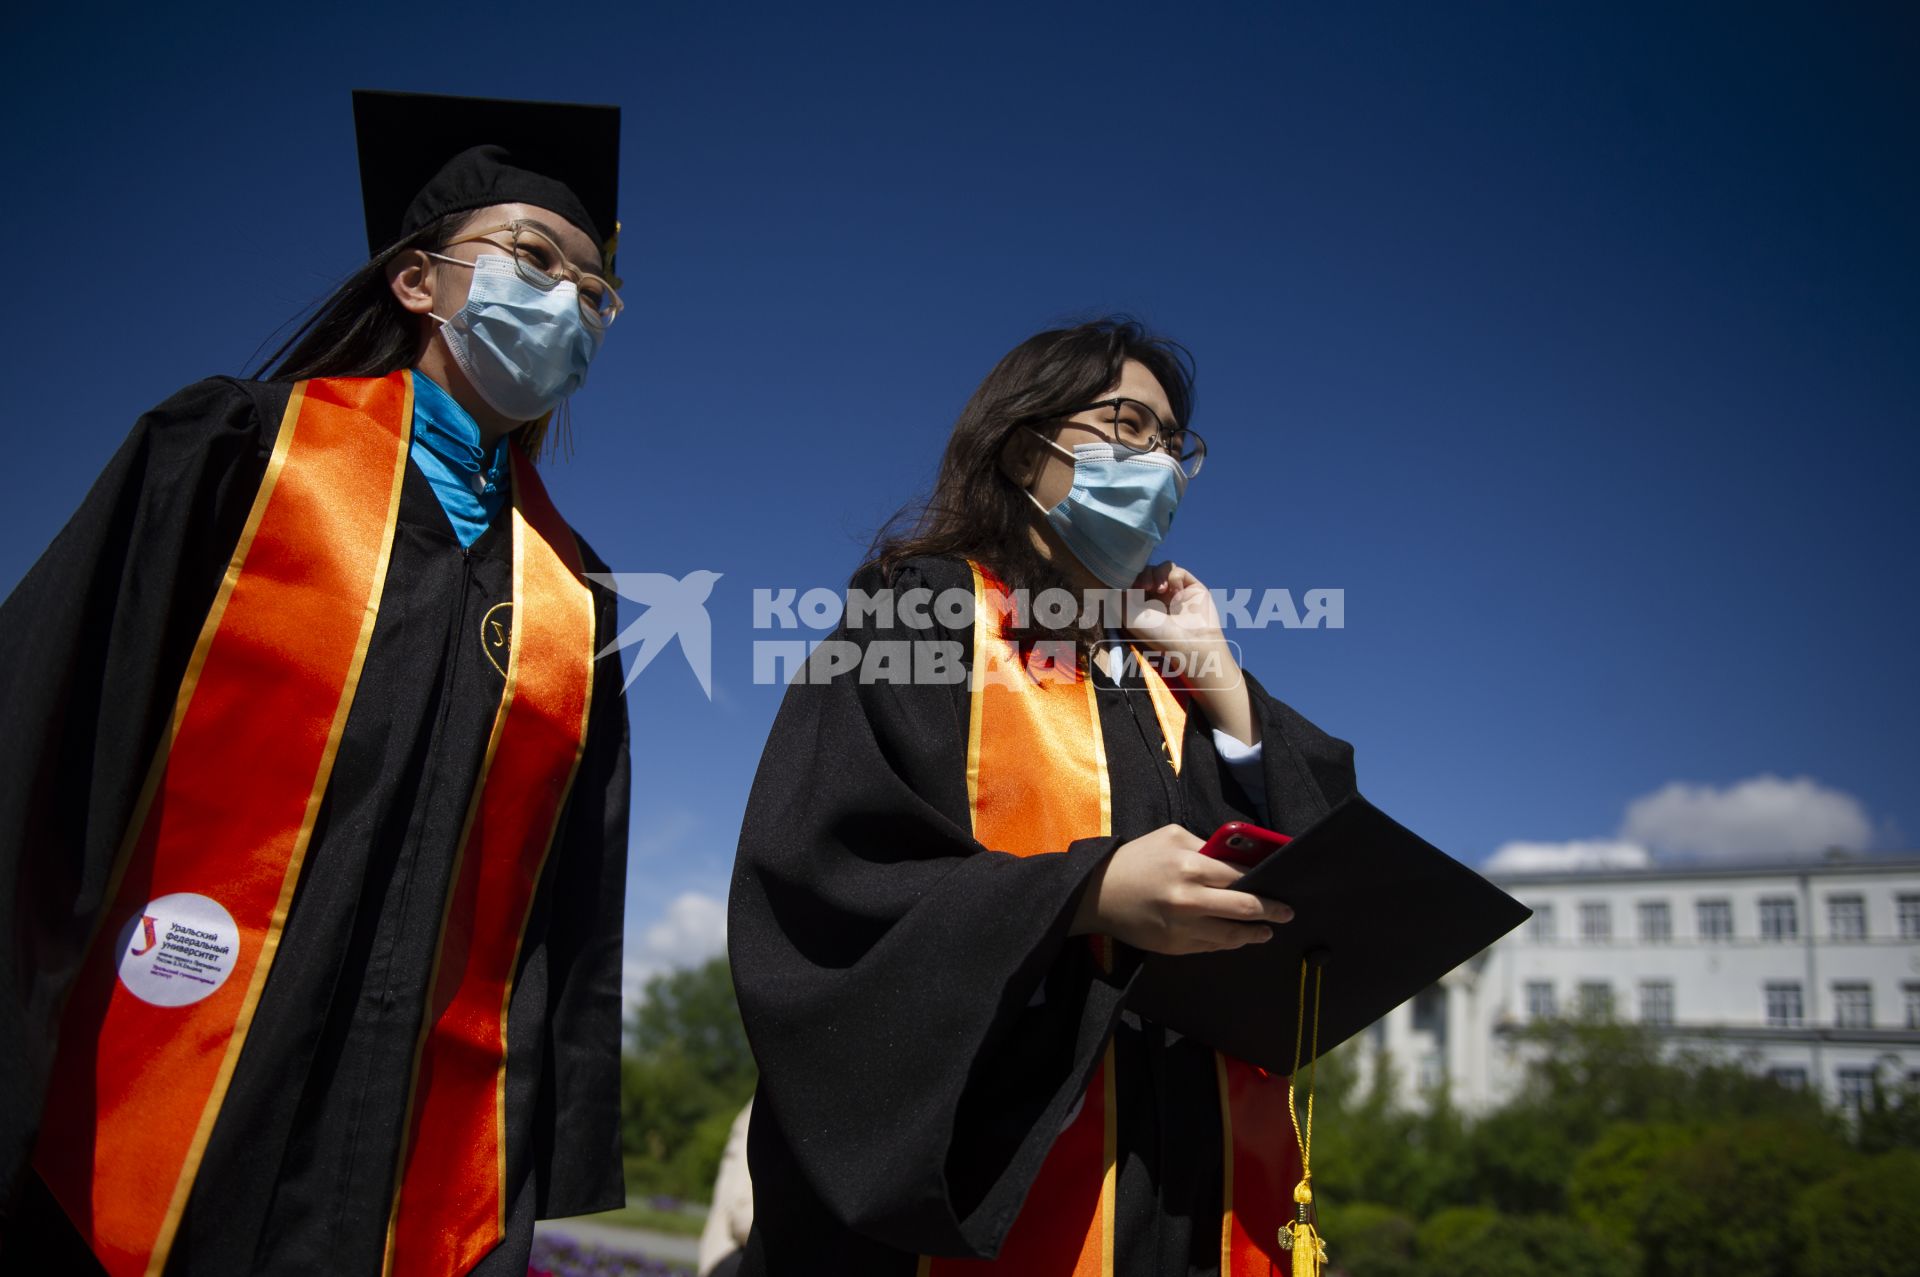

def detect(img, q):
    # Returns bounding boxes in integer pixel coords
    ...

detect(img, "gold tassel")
[1278,959,1328,1277]
[1285,1220,1326,1276]
[602,219,623,288]
[1283,1183,1326,1276]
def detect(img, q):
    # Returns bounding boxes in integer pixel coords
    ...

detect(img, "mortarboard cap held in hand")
[1127,794,1533,1074]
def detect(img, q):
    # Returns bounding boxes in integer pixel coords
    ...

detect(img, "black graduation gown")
[0,376,631,1275]
[728,554,1357,1276]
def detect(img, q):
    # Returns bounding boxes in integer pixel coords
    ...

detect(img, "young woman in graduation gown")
[0,92,631,1277]
[728,318,1359,1275]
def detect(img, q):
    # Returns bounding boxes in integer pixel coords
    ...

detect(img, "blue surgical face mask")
[1023,429,1187,588]
[429,253,603,422]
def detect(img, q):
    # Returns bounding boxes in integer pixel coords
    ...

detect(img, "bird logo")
[587,570,723,697]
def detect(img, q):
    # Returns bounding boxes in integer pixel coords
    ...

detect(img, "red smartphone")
[1199,821,1292,868]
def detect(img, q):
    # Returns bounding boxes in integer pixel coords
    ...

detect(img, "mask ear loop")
[1018,426,1076,515]
[1028,426,1080,464]
[424,248,463,338]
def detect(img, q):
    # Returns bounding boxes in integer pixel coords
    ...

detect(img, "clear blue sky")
[4,2,1915,977]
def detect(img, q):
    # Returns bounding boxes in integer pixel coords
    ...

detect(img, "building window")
[1832,983,1873,1029]
[1530,903,1556,943]
[1637,900,1672,943]
[1578,981,1614,1019]
[1905,984,1920,1031]
[1769,1066,1809,1090]
[1900,894,1920,939]
[1765,982,1804,1028]
[1697,898,1733,942]
[1580,902,1612,943]
[1639,980,1674,1026]
[1759,897,1798,941]
[1836,1068,1877,1115]
[1526,981,1556,1020]
[1826,894,1866,941]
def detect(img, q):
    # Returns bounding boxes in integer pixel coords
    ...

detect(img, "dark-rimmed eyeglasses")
[1057,398,1206,478]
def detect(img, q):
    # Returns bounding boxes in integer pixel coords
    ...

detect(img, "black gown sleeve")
[532,535,632,1218]
[1246,671,1358,823]
[0,377,284,1214]
[1170,666,1358,842]
[728,557,1134,1263]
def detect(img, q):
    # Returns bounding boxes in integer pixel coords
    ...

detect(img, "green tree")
[1853,1075,1920,1154]
[1314,1200,1420,1277]
[1636,1118,1850,1277]
[1418,1211,1636,1277]
[1466,1019,1827,1214]
[619,957,757,1200]
[1417,1205,1499,1261]
[1313,1041,1476,1220]
[1788,1149,1920,1277]
[1566,1121,1695,1242]
[1463,1100,1590,1214]
[627,956,757,1094]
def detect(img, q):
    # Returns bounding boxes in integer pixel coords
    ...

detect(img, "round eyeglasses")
[434,220,624,329]
[1058,398,1206,478]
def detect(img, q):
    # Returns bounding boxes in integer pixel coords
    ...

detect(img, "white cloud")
[621,958,658,1019]
[1621,774,1873,861]
[622,890,729,1017]
[1485,839,1653,874]
[1484,774,1879,875]
[643,890,729,965]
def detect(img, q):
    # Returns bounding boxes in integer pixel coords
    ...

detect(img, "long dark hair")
[249,213,560,457]
[868,316,1196,645]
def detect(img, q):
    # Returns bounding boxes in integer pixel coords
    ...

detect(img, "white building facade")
[1365,856,1920,1113]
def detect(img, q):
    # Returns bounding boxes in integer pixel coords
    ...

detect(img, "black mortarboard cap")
[1126,795,1532,1074]
[352,89,621,270]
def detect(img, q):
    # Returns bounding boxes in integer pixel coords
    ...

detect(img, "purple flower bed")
[528,1234,694,1277]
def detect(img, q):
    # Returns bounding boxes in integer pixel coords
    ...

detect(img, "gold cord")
[1279,957,1327,1276]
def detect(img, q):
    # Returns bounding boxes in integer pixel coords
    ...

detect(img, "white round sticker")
[116,892,241,1008]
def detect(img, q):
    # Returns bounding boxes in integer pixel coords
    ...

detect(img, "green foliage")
[1314,1042,1477,1220]
[618,957,756,1201]
[1456,1020,1829,1216]
[1635,1119,1851,1277]
[1853,1075,1920,1155]
[1315,1200,1420,1277]
[1464,1100,1590,1214]
[613,973,1916,1275]
[1416,1205,1500,1260]
[1788,1149,1920,1277]
[1506,1020,1827,1133]
[1418,1211,1638,1277]
[1296,1020,1906,1277]
[627,956,757,1094]
[1566,1122,1695,1241]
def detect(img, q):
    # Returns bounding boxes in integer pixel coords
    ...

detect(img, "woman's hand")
[1124,562,1259,746]
[1070,824,1293,955]
[1125,561,1226,654]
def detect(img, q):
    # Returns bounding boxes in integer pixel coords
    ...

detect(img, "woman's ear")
[998,428,1041,488]
[386,250,436,317]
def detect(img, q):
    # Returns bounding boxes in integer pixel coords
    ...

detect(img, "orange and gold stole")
[33,371,597,1277]
[920,561,1295,1276]
[381,445,597,1277]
